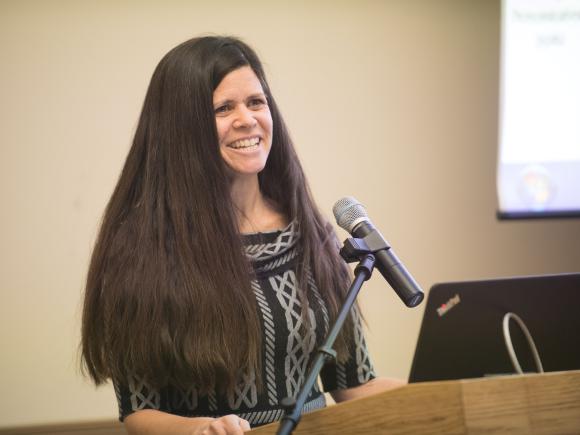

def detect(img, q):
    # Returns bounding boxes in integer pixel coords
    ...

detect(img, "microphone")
[333,196,424,308]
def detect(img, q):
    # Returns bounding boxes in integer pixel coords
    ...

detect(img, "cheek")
[262,113,274,139]
[215,118,228,144]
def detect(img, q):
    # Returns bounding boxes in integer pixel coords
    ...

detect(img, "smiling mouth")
[228,137,260,149]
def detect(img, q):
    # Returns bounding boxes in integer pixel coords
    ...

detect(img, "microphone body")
[351,220,423,307]
[333,197,424,308]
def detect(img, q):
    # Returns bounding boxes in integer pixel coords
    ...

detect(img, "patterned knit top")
[114,221,376,427]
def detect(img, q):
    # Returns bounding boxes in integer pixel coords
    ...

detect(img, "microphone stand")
[276,236,382,435]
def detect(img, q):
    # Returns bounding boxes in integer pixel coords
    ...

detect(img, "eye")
[248,97,267,109]
[214,104,232,115]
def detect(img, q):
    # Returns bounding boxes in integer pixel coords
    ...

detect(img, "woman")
[81,35,402,435]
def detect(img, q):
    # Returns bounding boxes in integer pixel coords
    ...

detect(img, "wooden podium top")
[0,370,577,435]
[250,370,580,434]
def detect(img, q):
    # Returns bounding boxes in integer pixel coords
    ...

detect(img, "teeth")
[230,137,260,149]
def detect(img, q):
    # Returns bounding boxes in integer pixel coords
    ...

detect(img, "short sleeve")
[113,374,204,421]
[113,374,163,421]
[319,305,376,392]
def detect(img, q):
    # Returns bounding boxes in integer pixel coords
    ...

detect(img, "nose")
[232,105,257,129]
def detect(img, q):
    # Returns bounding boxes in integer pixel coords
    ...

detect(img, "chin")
[234,167,266,176]
[227,161,268,177]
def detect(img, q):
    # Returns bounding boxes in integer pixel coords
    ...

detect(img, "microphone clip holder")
[339,229,391,264]
[276,239,377,435]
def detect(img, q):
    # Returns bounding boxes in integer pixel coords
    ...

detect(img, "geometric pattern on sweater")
[227,370,257,409]
[114,221,376,427]
[127,374,160,411]
[251,279,277,405]
[270,269,317,399]
[353,304,374,384]
[244,222,297,263]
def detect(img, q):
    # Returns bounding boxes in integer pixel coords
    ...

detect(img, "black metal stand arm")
[276,241,377,435]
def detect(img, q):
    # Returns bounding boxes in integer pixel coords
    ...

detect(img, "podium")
[250,370,580,434]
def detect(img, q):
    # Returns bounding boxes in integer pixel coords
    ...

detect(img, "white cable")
[502,312,544,374]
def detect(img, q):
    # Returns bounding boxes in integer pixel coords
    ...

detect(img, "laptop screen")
[408,273,580,383]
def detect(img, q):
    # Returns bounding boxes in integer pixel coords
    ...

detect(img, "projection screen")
[497,0,580,219]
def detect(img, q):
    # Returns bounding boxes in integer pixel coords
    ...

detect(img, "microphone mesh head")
[332,196,369,232]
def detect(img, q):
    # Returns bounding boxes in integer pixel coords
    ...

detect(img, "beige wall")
[1,0,579,428]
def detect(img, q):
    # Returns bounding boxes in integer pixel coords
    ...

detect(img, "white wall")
[1,0,579,427]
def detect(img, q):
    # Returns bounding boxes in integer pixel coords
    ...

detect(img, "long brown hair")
[81,36,353,393]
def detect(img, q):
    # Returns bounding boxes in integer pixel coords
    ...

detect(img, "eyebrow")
[213,93,267,107]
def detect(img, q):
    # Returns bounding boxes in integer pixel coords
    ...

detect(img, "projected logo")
[517,164,556,211]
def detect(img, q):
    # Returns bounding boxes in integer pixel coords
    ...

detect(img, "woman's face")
[213,66,273,179]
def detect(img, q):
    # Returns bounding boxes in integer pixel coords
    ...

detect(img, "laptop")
[408,272,580,383]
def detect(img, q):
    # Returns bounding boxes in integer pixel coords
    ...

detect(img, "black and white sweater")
[114,221,375,427]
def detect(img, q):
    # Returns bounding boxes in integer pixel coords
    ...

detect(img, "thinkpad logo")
[437,294,461,317]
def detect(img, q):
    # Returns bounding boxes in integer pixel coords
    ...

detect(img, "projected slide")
[497,0,580,218]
